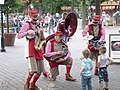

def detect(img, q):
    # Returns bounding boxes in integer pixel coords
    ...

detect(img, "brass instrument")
[33,28,46,51]
[50,45,68,61]
[90,40,106,50]
[57,12,77,37]
[34,39,46,51]
[64,12,77,37]
[44,12,78,61]
[26,23,46,51]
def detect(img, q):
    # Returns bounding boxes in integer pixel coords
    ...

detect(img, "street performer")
[44,31,76,81]
[17,10,50,90]
[82,15,105,75]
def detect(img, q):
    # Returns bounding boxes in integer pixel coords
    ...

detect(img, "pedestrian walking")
[48,14,55,34]
[97,46,113,90]
[12,14,19,33]
[80,49,93,90]
[17,10,50,90]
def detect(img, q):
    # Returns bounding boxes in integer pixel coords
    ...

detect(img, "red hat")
[55,31,63,36]
[93,15,100,20]
[29,10,39,16]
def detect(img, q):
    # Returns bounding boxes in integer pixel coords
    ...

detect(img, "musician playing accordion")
[17,10,50,90]
[82,15,105,75]
[44,31,76,81]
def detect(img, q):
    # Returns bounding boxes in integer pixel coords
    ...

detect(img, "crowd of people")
[14,11,71,42]
[88,11,120,29]
[17,9,113,90]
[12,12,61,34]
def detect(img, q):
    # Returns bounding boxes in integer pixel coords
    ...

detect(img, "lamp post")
[0,0,6,52]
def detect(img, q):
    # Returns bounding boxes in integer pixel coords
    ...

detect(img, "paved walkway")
[0,20,120,90]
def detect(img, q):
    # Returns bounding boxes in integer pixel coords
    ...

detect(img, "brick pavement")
[0,20,120,90]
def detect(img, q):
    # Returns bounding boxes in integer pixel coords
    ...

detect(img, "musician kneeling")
[44,31,76,81]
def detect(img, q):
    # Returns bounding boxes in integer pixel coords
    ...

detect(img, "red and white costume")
[82,15,105,52]
[82,15,105,75]
[17,21,44,60]
[44,31,76,81]
[17,10,50,90]
[45,38,71,68]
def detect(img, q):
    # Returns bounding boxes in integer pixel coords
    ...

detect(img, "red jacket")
[27,22,44,60]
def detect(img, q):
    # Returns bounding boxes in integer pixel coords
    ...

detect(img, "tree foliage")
[2,0,80,15]
[3,0,24,14]
[2,0,120,15]
[32,0,80,15]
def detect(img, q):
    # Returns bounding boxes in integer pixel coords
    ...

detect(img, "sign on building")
[109,34,120,63]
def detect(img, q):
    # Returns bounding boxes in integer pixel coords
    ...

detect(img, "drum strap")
[27,21,40,36]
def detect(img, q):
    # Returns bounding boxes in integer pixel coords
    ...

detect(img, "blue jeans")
[81,76,92,90]
[13,26,19,33]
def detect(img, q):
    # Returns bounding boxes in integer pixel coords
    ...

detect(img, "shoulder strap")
[98,24,102,37]
[88,24,93,35]
[49,39,55,52]
[61,40,68,47]
[26,21,33,30]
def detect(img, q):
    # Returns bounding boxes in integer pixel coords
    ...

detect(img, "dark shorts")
[99,67,109,83]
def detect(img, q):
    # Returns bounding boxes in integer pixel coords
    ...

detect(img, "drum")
[26,30,35,39]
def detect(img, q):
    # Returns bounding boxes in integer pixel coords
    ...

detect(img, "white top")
[98,54,109,67]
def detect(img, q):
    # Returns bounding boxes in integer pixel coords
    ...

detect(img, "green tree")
[32,0,80,15]
[3,0,24,33]
[2,0,81,15]
[4,0,24,14]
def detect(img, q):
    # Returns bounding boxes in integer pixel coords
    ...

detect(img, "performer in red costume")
[17,10,50,90]
[82,15,105,75]
[44,31,76,81]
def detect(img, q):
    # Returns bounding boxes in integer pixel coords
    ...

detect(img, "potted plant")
[3,0,16,46]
